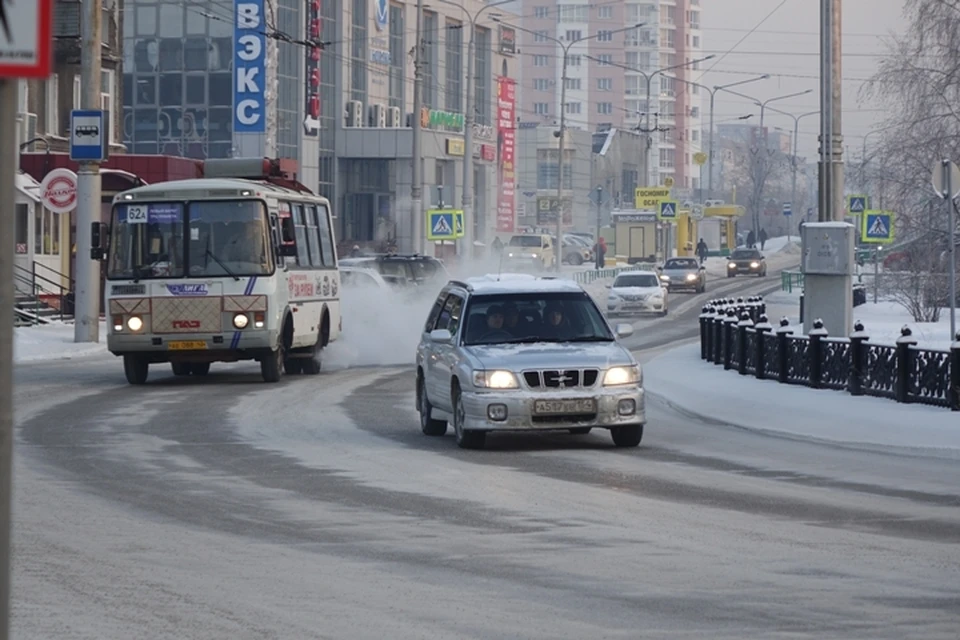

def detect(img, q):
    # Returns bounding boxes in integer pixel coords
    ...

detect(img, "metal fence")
[568,264,652,286]
[698,299,960,411]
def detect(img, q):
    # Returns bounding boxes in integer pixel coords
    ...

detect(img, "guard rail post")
[723,308,737,370]
[713,303,726,365]
[754,314,772,380]
[895,326,917,404]
[848,321,869,397]
[808,318,827,389]
[737,313,753,376]
[776,317,793,384]
[700,306,713,360]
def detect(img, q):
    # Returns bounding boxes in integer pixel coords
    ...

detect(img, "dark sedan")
[726,248,767,277]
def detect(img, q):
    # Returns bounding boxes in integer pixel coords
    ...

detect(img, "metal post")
[830,0,844,222]
[790,116,799,232]
[75,0,103,343]
[707,89,716,199]
[873,246,879,303]
[555,45,569,273]
[943,161,957,340]
[461,19,476,254]
[0,76,16,640]
[595,185,602,270]
[411,0,424,255]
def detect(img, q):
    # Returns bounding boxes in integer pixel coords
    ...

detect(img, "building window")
[563,77,580,90]
[445,20,462,112]
[596,54,612,66]
[422,11,438,108]
[568,55,581,66]
[598,6,613,18]
[474,26,491,125]
[388,5,405,109]
[597,77,612,91]
[34,206,60,256]
[659,148,675,168]
[533,54,549,67]
[558,5,588,22]
[45,73,58,136]
[596,30,612,42]
[565,30,581,42]
[692,35,700,48]
[534,30,549,42]
[534,102,549,115]
[15,204,28,249]
[688,10,700,28]
[690,106,700,118]
[100,69,119,143]
[692,130,699,142]
[534,78,551,91]
[597,102,612,114]
[537,149,574,189]
[563,102,581,114]
[534,6,550,18]
[351,0,368,103]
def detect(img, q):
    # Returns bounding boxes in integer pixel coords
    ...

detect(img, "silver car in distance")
[415,274,646,450]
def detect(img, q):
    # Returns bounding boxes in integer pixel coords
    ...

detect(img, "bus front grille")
[152,296,223,333]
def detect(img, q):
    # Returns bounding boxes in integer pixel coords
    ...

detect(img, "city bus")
[101,158,341,384]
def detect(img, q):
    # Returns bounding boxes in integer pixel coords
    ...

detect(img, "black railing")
[699,299,960,411]
[13,261,75,323]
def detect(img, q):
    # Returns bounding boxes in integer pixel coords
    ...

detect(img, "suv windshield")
[509,236,541,247]
[732,249,761,259]
[463,292,614,346]
[665,259,698,270]
[614,273,660,288]
[108,200,271,279]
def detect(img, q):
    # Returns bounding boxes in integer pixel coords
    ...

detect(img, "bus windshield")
[108,200,271,280]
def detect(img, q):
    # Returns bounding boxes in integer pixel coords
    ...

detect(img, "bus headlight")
[232,313,249,329]
[127,316,144,332]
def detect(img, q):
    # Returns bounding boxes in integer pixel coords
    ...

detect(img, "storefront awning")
[16,172,41,203]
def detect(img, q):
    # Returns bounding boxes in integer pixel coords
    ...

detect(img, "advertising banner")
[234,0,267,133]
[496,77,516,233]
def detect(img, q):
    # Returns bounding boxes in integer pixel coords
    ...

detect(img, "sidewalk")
[15,322,108,364]
[644,343,960,453]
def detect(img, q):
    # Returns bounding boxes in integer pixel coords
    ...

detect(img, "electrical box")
[802,222,856,276]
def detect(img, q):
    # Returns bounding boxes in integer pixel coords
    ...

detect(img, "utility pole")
[462,20,476,255]
[554,50,569,273]
[410,0,424,255]
[594,185,603,270]
[75,0,104,342]
[0,78,16,640]
[818,0,843,223]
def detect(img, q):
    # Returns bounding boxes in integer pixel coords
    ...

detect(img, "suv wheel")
[611,424,643,447]
[418,375,448,436]
[452,385,485,449]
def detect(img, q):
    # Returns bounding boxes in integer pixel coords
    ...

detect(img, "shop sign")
[536,195,572,226]
[498,24,516,55]
[445,138,465,156]
[420,107,464,132]
[472,123,494,140]
[480,144,495,161]
[233,0,266,133]
[40,168,78,214]
[496,76,517,233]
[303,0,321,136]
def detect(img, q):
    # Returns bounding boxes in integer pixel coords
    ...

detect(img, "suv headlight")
[603,365,641,386]
[473,370,519,389]
[750,261,760,268]
[728,262,737,269]
[685,273,697,281]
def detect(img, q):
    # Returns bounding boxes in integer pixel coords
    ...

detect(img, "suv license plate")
[533,399,597,415]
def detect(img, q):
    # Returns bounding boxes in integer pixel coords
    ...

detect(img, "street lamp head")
[491,15,501,22]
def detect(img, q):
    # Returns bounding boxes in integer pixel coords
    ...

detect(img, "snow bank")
[15,322,108,363]
[761,235,801,254]
[645,343,960,452]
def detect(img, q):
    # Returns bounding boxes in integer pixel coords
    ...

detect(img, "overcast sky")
[699,0,906,162]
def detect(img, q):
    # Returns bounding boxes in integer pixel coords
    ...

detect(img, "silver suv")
[415,274,646,449]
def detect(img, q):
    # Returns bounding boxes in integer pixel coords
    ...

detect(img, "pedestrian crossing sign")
[426,208,465,241]
[658,199,678,220]
[848,195,867,214]
[860,210,895,244]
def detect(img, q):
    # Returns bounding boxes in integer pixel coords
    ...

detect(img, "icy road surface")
[10,263,960,639]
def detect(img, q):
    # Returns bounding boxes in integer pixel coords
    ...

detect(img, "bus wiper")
[205,248,240,281]
[566,335,614,342]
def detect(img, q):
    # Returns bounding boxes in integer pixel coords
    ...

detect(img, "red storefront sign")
[480,144,495,161]
[303,0,321,136]
[496,77,516,233]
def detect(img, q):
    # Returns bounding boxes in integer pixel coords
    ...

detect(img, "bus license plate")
[167,341,207,350]
[533,399,597,415]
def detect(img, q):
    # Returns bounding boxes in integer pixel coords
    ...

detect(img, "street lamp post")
[716,87,813,236]
[766,105,819,234]
[500,20,643,272]
[440,0,511,256]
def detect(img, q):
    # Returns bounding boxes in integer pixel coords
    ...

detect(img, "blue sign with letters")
[234,0,266,134]
[166,284,210,296]
[118,203,183,224]
[782,202,792,216]
[69,109,106,162]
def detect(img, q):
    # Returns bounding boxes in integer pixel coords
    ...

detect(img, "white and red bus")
[102,158,341,384]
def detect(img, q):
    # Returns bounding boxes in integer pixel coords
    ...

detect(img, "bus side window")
[304,205,324,267]
[268,214,284,265]
[291,203,311,267]
[316,203,337,267]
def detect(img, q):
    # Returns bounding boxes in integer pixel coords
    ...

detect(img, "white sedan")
[605,271,668,317]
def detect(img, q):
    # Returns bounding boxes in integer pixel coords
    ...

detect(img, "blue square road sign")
[658,200,678,220]
[69,109,107,162]
[861,210,895,244]
[848,195,867,214]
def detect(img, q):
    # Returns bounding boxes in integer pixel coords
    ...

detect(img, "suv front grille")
[523,369,599,389]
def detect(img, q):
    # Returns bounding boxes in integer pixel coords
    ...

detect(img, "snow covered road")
[9,259,960,639]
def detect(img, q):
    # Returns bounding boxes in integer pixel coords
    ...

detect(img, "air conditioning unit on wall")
[387,106,401,128]
[19,113,37,150]
[345,100,364,127]
[369,104,387,128]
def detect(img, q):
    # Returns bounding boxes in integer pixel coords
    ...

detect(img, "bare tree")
[861,0,960,320]
[722,130,789,239]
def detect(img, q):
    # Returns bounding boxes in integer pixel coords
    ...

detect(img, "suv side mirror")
[615,323,634,338]
[656,265,663,271]
[429,329,453,343]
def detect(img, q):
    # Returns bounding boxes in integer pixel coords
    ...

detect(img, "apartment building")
[519,0,703,198]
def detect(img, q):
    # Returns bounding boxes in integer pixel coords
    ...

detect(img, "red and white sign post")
[1,3,54,638]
